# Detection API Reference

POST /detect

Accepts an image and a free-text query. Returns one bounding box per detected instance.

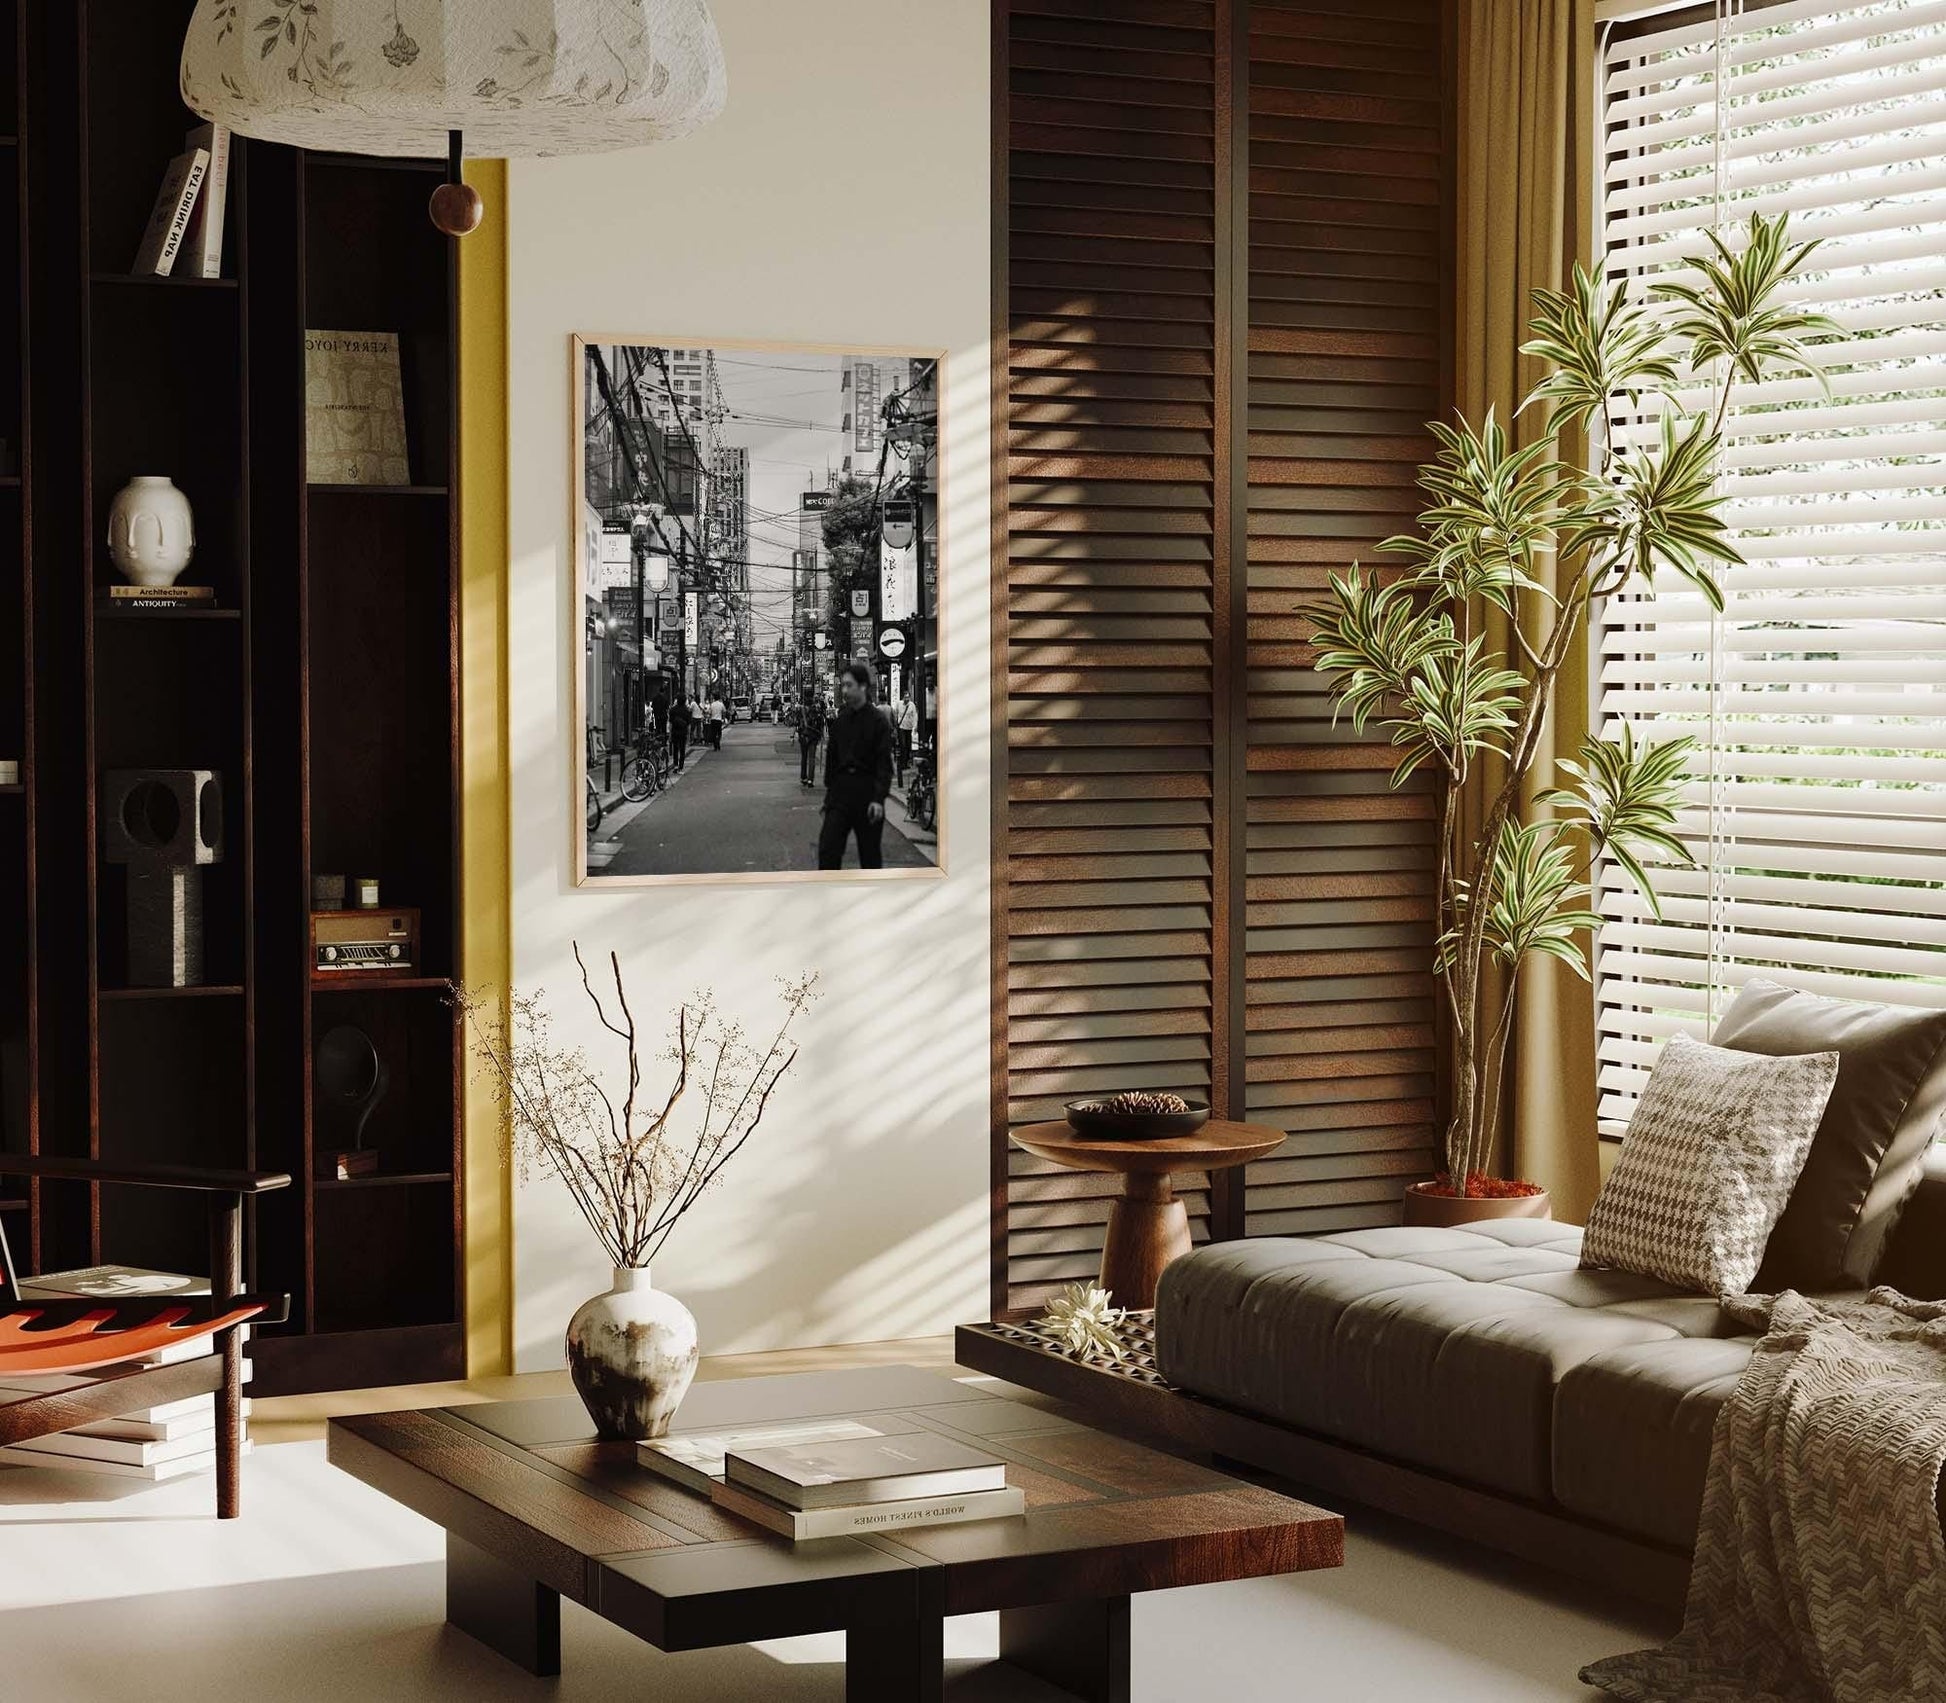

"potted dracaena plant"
[1300,213,1839,1225]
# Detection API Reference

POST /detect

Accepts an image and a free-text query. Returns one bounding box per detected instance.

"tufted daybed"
[1138,1148,1946,1602]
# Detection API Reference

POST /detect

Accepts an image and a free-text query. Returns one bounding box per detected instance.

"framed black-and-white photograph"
[572,337,945,885]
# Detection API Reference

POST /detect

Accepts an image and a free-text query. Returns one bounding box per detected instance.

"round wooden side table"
[1010,1119,1285,1309]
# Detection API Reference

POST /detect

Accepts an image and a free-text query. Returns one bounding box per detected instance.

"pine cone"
[1087,1090,1191,1116]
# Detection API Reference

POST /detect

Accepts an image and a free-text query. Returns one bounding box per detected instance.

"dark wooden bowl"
[1064,1100,1211,1141]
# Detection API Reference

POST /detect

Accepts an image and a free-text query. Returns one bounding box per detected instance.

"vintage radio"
[311,907,419,977]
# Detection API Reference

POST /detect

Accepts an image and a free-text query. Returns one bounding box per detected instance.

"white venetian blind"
[1596,0,1946,1131]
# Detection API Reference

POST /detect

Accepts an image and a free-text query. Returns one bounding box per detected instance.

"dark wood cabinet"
[0,0,463,1395]
[0,6,25,1266]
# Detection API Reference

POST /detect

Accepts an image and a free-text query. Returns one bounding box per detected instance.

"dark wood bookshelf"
[309,482,450,497]
[98,984,247,1002]
[95,606,243,621]
[0,0,463,1397]
[90,271,240,290]
[306,153,446,177]
[316,1171,455,1192]
[0,0,32,1260]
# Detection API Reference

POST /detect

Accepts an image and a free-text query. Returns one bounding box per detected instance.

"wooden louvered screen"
[993,0,1449,1313]
[1240,1,1447,1236]
[999,0,1229,1313]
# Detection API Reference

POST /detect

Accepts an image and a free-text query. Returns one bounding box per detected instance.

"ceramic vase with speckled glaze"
[565,1266,698,1441]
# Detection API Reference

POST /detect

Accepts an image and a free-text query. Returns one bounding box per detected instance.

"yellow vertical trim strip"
[459,158,513,1376]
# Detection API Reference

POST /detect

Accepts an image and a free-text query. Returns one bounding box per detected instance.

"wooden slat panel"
[1001,0,1225,1309]
[997,0,1448,1312]
[1240,0,1445,1232]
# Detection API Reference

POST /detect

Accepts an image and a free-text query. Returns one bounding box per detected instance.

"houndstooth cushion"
[1583,1033,1840,1297]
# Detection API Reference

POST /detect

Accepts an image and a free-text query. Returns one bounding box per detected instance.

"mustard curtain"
[1455,0,1601,1218]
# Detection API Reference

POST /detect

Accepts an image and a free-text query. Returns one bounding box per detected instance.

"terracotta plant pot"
[1402,1181,1551,1229]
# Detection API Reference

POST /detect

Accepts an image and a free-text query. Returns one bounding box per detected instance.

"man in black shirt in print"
[668,695,692,772]
[817,662,893,870]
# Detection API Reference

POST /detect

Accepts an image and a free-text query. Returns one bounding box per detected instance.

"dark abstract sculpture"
[315,1023,389,1180]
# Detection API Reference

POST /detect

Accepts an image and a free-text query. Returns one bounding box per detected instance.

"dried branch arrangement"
[460,947,819,1270]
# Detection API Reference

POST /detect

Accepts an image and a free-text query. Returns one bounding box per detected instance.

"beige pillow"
[1583,1034,1839,1296]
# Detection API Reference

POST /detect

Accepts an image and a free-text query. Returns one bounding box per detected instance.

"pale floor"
[0,1337,1667,1702]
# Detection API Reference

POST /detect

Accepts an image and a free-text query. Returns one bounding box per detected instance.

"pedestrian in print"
[668,695,692,772]
[817,663,893,870]
[894,692,918,787]
[797,685,825,786]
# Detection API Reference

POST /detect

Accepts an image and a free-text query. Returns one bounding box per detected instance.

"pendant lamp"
[180,1,727,234]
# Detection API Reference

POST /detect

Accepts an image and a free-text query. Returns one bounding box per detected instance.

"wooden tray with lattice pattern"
[977,1310,1174,1391]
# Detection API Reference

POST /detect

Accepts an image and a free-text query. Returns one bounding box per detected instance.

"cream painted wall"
[504,1,991,1368]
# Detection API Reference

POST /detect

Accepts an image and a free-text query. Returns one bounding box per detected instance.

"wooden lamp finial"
[430,128,483,237]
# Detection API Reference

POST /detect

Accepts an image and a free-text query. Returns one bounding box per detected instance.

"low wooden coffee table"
[327,1364,1340,1702]
[1011,1120,1286,1307]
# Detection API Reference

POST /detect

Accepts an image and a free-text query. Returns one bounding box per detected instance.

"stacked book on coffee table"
[639,1419,1023,1541]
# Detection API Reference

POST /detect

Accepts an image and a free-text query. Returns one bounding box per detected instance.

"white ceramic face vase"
[108,475,197,587]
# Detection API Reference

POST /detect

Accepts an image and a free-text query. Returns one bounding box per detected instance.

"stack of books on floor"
[639,1419,1023,1541]
[0,1264,249,1483]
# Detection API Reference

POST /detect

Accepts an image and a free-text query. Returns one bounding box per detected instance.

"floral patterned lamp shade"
[180,1,727,230]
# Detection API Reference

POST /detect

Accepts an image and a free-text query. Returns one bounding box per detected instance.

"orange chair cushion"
[0,1303,266,1375]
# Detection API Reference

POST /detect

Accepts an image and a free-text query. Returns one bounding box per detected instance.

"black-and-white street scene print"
[576,341,943,880]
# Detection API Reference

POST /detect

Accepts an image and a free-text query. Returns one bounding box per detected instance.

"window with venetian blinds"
[1595,0,1946,1131]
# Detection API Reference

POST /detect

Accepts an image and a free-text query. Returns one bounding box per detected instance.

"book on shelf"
[133,146,211,277]
[20,1262,210,1301]
[637,1416,902,1497]
[40,1405,219,1446]
[724,1430,1008,1510]
[100,597,215,614]
[180,122,231,280]
[304,328,411,486]
[0,1332,250,1381]
[0,1350,250,1481]
[0,1383,248,1432]
[100,583,215,604]
[0,1438,250,1484]
[10,1265,248,1373]
[3,1423,219,1470]
[710,1477,1025,1542]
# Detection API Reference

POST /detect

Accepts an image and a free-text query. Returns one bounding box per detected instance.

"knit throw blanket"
[1582,1289,1946,1703]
